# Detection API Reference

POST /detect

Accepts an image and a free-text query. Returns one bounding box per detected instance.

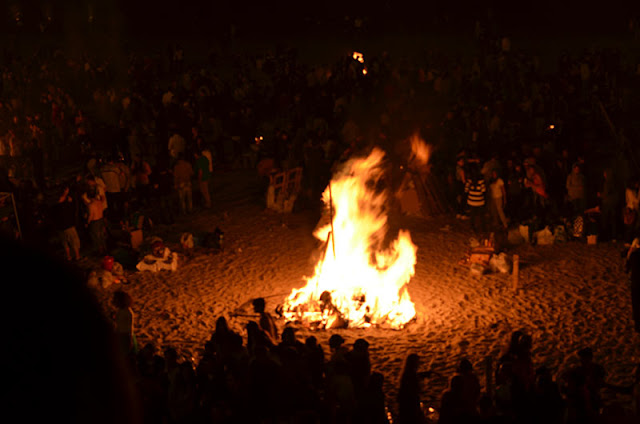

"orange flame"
[409,133,430,166]
[283,148,417,329]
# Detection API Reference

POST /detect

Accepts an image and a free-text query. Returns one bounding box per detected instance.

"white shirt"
[490,178,505,199]
[168,133,185,158]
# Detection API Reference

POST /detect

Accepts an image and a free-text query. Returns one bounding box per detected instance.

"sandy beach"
[90,169,640,414]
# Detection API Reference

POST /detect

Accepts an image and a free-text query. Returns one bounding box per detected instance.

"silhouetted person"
[248,344,281,421]
[346,338,372,397]
[3,238,142,424]
[562,347,605,424]
[438,375,466,424]
[598,168,620,241]
[209,316,238,360]
[625,239,640,333]
[303,335,325,391]
[533,366,564,424]
[277,326,305,358]
[398,353,429,424]
[112,290,136,358]
[456,358,481,418]
[252,297,279,345]
[357,371,390,424]
[326,357,356,423]
[576,348,606,417]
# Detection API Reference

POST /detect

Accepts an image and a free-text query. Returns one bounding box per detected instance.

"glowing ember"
[283,148,417,329]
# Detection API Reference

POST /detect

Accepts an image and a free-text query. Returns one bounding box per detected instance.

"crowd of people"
[107,290,640,424]
[0,20,639,258]
[2,13,640,424]
[5,227,639,424]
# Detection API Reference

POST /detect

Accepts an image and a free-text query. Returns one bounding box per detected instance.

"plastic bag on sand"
[470,262,486,276]
[534,226,554,245]
[489,253,511,273]
[136,247,179,272]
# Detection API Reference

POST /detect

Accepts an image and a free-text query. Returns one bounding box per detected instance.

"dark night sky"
[4,1,640,38]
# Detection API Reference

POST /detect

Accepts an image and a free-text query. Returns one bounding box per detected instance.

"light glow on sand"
[283,148,417,329]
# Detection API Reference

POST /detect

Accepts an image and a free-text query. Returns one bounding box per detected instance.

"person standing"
[116,158,132,210]
[112,290,137,357]
[598,168,620,242]
[465,164,487,235]
[52,186,82,261]
[100,156,123,221]
[173,153,193,215]
[168,132,186,163]
[194,150,212,209]
[85,190,107,256]
[489,169,508,229]
[131,155,152,206]
[506,161,524,223]
[252,297,278,346]
[397,353,430,424]
[566,164,586,218]
[454,155,467,218]
[150,158,175,225]
[524,163,548,219]
[624,179,640,243]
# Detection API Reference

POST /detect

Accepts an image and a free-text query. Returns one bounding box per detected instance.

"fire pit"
[282,148,418,330]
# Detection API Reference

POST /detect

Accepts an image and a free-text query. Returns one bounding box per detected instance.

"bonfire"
[283,147,418,329]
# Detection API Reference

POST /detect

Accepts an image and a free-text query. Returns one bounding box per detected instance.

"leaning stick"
[329,182,336,258]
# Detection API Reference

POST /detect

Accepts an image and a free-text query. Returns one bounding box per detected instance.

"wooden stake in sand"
[512,254,519,292]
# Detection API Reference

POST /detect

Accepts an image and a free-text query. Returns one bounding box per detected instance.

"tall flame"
[283,148,417,329]
[410,133,430,166]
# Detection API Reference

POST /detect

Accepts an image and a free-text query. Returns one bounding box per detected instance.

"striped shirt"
[465,179,486,207]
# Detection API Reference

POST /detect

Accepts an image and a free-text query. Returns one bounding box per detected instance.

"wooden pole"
[329,182,336,258]
[512,254,519,292]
